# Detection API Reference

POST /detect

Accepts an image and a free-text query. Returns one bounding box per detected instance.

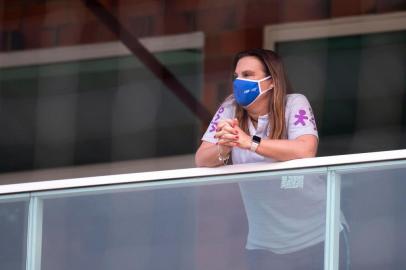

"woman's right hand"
[214,119,239,154]
[195,118,239,167]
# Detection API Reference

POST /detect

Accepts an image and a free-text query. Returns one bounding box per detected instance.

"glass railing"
[1,149,406,270]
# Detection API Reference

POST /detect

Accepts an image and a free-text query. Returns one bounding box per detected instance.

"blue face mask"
[233,76,272,107]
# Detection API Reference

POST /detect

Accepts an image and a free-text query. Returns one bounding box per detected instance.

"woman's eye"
[241,71,255,78]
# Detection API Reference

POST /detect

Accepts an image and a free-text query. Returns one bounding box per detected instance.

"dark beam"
[82,0,212,124]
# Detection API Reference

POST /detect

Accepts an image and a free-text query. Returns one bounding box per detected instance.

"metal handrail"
[1,149,406,195]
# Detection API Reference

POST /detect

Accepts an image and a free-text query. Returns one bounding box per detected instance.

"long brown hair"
[230,49,292,139]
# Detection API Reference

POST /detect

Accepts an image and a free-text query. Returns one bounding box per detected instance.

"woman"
[195,49,347,270]
[195,48,318,167]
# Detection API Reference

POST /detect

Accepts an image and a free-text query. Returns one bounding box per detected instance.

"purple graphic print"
[294,109,309,126]
[308,107,317,131]
[209,106,225,132]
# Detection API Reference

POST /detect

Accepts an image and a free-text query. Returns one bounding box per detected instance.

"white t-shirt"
[201,94,324,254]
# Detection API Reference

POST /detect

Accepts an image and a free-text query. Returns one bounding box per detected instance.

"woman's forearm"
[255,135,318,161]
[196,134,317,166]
[195,143,224,167]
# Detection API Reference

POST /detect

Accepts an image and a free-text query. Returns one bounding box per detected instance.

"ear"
[269,78,275,89]
[261,79,273,91]
[267,81,274,91]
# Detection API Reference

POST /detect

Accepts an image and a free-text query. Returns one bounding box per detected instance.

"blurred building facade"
[1,2,406,270]
[0,0,405,174]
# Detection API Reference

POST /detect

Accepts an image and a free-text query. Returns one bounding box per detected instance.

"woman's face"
[234,56,273,89]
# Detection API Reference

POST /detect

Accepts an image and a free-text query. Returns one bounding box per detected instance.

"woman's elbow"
[302,149,317,158]
[294,141,317,159]
[194,149,203,167]
[299,144,318,158]
[294,136,318,159]
[195,148,211,167]
[195,154,204,167]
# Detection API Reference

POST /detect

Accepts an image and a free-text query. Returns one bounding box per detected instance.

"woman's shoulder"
[212,96,235,119]
[286,93,312,106]
[285,93,312,113]
[219,96,236,112]
[286,93,309,104]
[222,95,236,107]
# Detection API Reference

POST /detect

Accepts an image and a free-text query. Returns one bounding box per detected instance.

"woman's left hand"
[231,120,252,150]
[216,118,252,150]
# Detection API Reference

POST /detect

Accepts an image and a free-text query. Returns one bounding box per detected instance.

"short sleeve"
[201,100,235,144]
[286,94,319,140]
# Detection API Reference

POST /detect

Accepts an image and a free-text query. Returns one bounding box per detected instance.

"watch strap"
[250,135,261,152]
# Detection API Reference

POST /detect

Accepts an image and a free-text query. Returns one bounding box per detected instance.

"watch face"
[253,135,261,143]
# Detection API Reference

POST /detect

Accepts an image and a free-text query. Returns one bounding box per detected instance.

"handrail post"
[324,169,341,270]
[26,196,43,270]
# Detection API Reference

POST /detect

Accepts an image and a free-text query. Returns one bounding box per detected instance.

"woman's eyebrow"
[241,70,255,76]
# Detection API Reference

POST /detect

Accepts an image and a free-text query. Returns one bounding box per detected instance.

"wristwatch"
[250,135,261,152]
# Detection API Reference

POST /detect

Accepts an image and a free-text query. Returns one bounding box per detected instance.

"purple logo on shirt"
[308,107,317,131]
[294,109,308,126]
[209,106,225,132]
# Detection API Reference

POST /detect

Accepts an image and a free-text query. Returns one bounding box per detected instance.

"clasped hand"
[214,118,251,150]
